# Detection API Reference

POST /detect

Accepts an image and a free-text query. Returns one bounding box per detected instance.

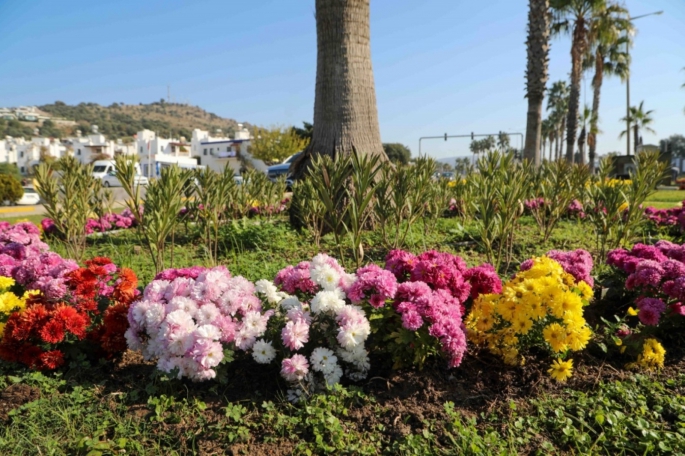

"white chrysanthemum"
[336,322,369,349]
[196,303,221,326]
[234,331,256,350]
[280,295,302,311]
[255,279,284,304]
[311,264,340,291]
[131,301,150,326]
[166,296,199,317]
[323,364,343,386]
[242,311,268,337]
[124,327,143,351]
[287,388,305,403]
[310,290,346,315]
[252,339,276,364]
[338,345,370,372]
[144,303,166,334]
[195,324,221,341]
[167,329,195,356]
[310,347,338,374]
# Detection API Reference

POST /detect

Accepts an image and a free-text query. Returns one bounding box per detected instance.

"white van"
[92,160,148,187]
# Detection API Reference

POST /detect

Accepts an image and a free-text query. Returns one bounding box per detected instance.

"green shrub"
[0,174,23,203]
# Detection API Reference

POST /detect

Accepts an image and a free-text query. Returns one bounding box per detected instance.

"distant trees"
[0,119,34,138]
[292,122,314,141]
[0,163,22,181]
[660,134,685,157]
[620,101,655,153]
[0,174,23,204]
[249,126,310,164]
[382,143,411,165]
[39,119,62,138]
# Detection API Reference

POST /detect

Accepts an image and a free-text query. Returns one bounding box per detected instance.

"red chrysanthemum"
[64,312,89,339]
[39,318,65,344]
[86,257,113,267]
[113,268,138,304]
[39,349,65,370]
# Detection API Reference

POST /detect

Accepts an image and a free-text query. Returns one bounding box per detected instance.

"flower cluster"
[0,276,33,337]
[524,197,546,212]
[643,204,685,231]
[42,210,137,236]
[126,266,273,381]
[567,199,586,219]
[607,241,685,326]
[377,250,501,368]
[521,249,594,287]
[254,254,371,401]
[0,257,138,369]
[0,222,50,276]
[467,256,593,381]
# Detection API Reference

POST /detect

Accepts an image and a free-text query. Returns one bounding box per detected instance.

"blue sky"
[0,0,683,160]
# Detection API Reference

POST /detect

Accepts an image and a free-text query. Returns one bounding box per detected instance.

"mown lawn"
[644,189,685,209]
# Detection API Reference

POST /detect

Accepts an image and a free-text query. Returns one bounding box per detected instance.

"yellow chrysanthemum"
[627,307,638,316]
[566,325,592,351]
[577,281,593,301]
[637,338,665,371]
[0,276,15,290]
[526,298,547,320]
[503,348,519,366]
[618,202,629,212]
[548,359,573,382]
[543,323,568,353]
[0,292,24,315]
[511,315,534,335]
[496,299,518,322]
[0,321,4,338]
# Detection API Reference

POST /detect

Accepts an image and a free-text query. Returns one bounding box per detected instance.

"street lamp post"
[625,10,663,156]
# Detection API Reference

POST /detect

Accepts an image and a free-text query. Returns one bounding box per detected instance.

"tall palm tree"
[577,105,592,164]
[551,0,624,162]
[547,80,570,160]
[290,0,385,179]
[584,6,631,171]
[541,117,554,161]
[523,0,552,166]
[620,101,655,153]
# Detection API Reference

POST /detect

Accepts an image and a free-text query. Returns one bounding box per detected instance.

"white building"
[190,124,251,174]
[135,129,199,178]
[66,126,136,165]
[0,136,64,174]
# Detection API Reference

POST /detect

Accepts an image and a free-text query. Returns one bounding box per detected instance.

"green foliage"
[661,134,685,158]
[34,157,98,260]
[471,151,530,271]
[584,152,667,259]
[0,174,23,203]
[530,161,590,241]
[0,162,22,181]
[291,178,326,247]
[249,125,309,164]
[116,156,186,273]
[374,158,434,249]
[0,118,34,138]
[382,143,411,165]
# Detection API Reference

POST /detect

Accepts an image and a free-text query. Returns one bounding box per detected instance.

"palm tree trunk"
[578,126,586,164]
[588,50,602,172]
[290,0,385,179]
[559,118,566,160]
[633,125,639,154]
[566,21,586,162]
[523,0,551,166]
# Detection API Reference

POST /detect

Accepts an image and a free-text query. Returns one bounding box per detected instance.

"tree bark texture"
[566,18,587,162]
[290,0,385,179]
[523,0,551,166]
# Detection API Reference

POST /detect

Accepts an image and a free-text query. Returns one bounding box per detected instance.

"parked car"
[16,187,40,205]
[101,172,149,188]
[267,152,301,182]
[441,172,455,181]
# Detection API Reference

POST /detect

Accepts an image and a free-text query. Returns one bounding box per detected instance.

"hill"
[29,101,249,140]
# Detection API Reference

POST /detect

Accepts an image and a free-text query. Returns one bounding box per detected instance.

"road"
[0,187,137,219]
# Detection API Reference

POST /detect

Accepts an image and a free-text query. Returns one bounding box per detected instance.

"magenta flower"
[281,354,309,382]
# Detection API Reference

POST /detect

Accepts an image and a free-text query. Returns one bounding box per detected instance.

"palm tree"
[620,101,655,153]
[551,0,624,162]
[576,105,592,164]
[523,0,552,166]
[584,5,631,171]
[547,80,570,160]
[541,117,554,161]
[290,0,385,179]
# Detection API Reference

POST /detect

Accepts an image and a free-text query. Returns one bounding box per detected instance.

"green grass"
[644,189,685,209]
[2,214,685,454]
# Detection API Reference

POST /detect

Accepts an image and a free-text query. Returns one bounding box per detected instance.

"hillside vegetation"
[24,101,249,140]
